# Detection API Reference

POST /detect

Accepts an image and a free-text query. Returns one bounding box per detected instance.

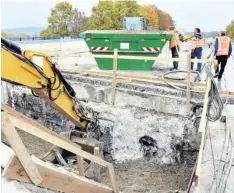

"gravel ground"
[101,159,190,193]
[2,129,192,193]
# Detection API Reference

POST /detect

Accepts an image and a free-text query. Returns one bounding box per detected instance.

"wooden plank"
[186,53,191,115]
[92,146,101,182]
[60,52,212,64]
[108,164,117,193]
[1,112,43,186]
[111,49,118,106]
[60,68,206,88]
[1,105,110,168]
[2,155,113,193]
[116,78,132,84]
[198,78,211,134]
[219,90,234,97]
[195,78,211,184]
[77,155,85,176]
[62,68,233,96]
[85,146,101,181]
[1,142,15,168]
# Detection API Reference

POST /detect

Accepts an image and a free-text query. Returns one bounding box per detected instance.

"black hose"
[162,70,201,92]
[1,37,21,55]
[204,66,223,122]
[1,39,93,123]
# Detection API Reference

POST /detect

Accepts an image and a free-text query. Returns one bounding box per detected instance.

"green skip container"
[80,30,172,70]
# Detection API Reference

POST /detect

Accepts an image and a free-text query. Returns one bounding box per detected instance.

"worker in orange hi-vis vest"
[214,30,233,81]
[191,28,204,72]
[167,26,180,70]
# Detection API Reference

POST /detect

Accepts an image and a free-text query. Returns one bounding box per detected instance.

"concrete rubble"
[1,40,234,193]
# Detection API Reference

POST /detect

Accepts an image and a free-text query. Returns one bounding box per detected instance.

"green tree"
[88,0,140,30]
[226,20,234,39]
[113,0,140,29]
[112,1,128,29]
[88,1,115,30]
[70,8,89,35]
[47,1,73,36]
[40,28,51,37]
[125,0,141,17]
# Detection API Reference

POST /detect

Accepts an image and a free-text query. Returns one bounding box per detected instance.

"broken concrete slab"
[1,178,32,193]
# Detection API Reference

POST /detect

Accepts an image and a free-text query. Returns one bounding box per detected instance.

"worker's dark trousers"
[191,47,203,70]
[171,46,179,69]
[215,55,228,79]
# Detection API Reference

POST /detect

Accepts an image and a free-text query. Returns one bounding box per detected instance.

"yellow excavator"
[1,37,97,129]
[1,37,100,162]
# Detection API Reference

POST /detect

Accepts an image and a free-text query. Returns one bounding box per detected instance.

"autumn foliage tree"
[40,28,51,37]
[40,1,175,36]
[1,32,8,38]
[141,5,159,30]
[155,9,174,30]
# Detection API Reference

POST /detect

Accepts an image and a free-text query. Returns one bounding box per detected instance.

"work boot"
[191,63,194,70]
[170,67,177,71]
[170,62,178,71]
[214,73,219,78]
[174,63,178,70]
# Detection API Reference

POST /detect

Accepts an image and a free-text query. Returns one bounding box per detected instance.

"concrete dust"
[101,159,189,193]
[191,105,234,193]
[22,183,58,193]
[85,100,190,164]
[2,129,53,159]
[1,178,31,193]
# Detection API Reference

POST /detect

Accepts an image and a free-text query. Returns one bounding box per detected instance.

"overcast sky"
[1,0,234,32]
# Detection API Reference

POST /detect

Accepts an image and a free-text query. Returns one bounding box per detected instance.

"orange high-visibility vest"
[192,37,204,50]
[169,31,179,50]
[216,36,230,56]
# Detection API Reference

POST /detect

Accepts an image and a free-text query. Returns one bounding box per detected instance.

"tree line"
[40,0,175,37]
[226,20,234,39]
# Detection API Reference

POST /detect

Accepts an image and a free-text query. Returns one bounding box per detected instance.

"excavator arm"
[1,37,97,131]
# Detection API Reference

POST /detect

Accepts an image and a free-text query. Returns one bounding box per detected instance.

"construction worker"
[214,31,232,81]
[191,28,204,72]
[167,26,180,70]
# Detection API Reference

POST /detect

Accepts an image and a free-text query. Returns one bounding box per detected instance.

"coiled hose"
[162,70,201,92]
[204,65,223,122]
[162,65,223,122]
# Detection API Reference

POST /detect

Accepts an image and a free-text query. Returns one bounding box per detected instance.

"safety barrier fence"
[57,49,216,113]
